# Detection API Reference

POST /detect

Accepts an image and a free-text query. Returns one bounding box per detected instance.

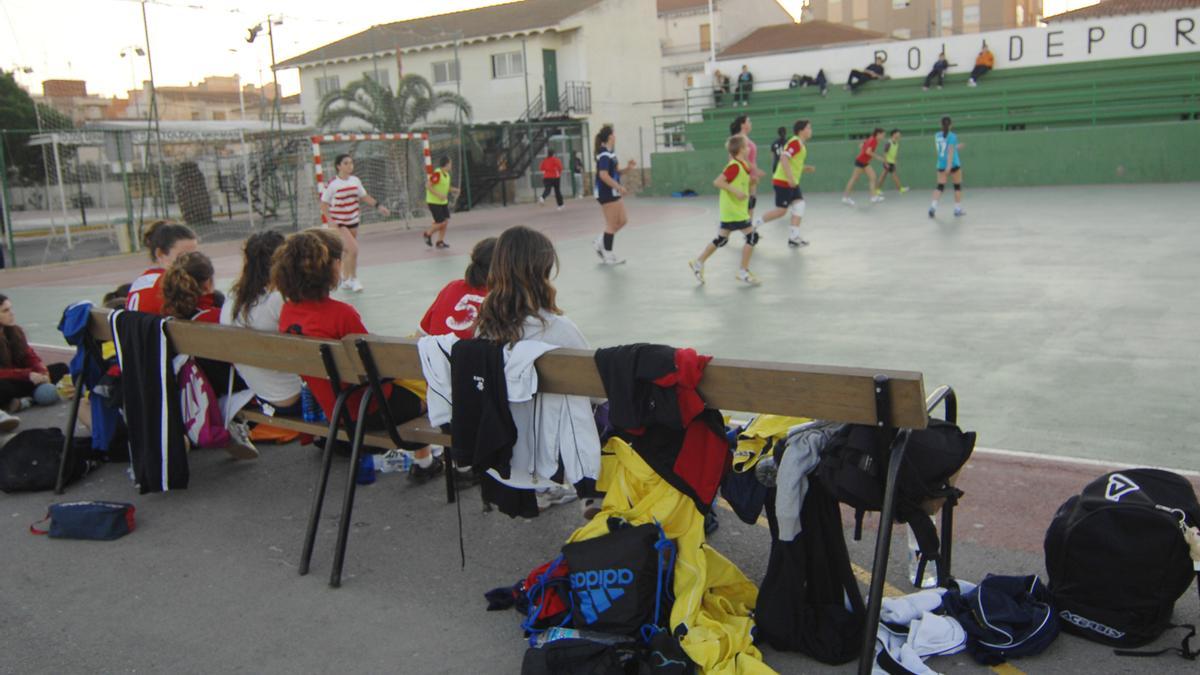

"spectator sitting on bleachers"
[713,70,731,107]
[789,69,828,96]
[923,52,951,90]
[735,65,754,107]
[847,56,886,92]
[968,43,994,87]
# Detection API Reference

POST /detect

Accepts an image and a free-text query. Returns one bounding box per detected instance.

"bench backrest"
[87,309,928,429]
[344,334,928,429]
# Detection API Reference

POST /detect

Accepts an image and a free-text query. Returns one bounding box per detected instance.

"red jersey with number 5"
[420,279,487,339]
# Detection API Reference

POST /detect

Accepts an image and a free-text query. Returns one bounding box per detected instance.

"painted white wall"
[708,8,1200,89]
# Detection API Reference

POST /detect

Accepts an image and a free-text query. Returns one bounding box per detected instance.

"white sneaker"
[348,278,364,292]
[537,196,545,205]
[870,194,885,203]
[0,410,20,434]
[689,259,705,284]
[736,269,761,285]
[954,207,966,217]
[224,420,259,460]
[842,196,856,207]
[536,484,578,511]
[556,206,563,211]
[339,279,353,291]
[602,251,626,265]
[593,235,605,261]
[967,79,977,87]
[787,238,809,248]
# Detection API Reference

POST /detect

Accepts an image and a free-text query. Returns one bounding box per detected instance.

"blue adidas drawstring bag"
[30,501,136,541]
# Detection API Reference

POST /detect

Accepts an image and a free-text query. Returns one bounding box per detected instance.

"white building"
[275,0,793,165]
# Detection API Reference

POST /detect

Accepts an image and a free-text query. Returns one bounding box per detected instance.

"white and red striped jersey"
[320,175,368,227]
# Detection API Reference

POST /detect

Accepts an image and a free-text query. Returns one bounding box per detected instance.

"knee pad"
[712,235,729,248]
[936,183,946,192]
[953,183,962,192]
[789,201,806,217]
[745,230,760,247]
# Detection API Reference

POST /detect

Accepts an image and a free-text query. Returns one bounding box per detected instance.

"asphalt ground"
[2,184,1199,673]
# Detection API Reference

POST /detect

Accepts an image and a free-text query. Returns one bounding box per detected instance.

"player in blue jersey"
[929,116,965,218]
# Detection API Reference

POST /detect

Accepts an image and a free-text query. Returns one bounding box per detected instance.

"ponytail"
[594,126,614,156]
[162,251,214,319]
[142,220,197,263]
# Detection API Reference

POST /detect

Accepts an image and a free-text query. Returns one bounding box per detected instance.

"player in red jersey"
[126,220,198,314]
[419,237,496,339]
[842,128,887,207]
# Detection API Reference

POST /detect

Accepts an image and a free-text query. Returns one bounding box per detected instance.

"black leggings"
[970,65,991,81]
[541,178,563,207]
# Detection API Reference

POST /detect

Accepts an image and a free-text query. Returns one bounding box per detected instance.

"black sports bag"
[1045,468,1200,657]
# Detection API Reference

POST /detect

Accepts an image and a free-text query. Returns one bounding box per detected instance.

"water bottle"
[355,454,376,485]
[374,449,413,474]
[301,384,326,423]
[532,627,631,647]
[907,528,938,589]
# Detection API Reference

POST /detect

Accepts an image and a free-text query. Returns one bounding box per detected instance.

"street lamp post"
[138,0,169,218]
[119,47,145,118]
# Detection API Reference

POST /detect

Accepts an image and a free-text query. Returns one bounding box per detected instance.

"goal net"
[302,133,432,230]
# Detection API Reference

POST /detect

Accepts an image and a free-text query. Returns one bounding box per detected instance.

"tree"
[0,70,76,185]
[316,74,472,132]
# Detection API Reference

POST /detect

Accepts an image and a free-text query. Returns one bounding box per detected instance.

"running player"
[842,128,886,206]
[874,129,909,196]
[755,119,815,248]
[688,135,760,286]
[929,116,965,218]
[592,126,636,265]
[423,156,459,249]
[730,115,765,222]
[320,153,390,292]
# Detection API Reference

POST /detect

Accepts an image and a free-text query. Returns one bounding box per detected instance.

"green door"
[543,49,559,112]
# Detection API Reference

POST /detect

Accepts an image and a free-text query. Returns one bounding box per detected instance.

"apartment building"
[802,0,1043,38]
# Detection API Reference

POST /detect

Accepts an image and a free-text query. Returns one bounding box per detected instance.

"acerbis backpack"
[1044,468,1200,658]
[816,419,975,585]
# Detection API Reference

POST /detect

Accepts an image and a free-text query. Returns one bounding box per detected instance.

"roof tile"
[717,20,887,59]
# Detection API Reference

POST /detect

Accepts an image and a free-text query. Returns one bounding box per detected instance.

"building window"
[700,23,711,51]
[892,0,910,8]
[191,111,201,121]
[212,111,226,121]
[491,51,523,79]
[432,59,459,84]
[940,8,954,35]
[315,75,341,98]
[963,1,980,32]
[892,27,912,39]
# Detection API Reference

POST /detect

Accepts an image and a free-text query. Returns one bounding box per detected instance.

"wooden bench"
[61,307,948,674]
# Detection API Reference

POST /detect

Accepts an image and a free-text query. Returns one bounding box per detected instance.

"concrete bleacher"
[685,52,1200,148]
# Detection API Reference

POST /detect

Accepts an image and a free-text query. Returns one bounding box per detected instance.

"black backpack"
[816,419,975,584]
[0,428,94,493]
[1045,468,1200,657]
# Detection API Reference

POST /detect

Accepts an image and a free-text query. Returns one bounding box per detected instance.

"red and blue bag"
[30,501,136,540]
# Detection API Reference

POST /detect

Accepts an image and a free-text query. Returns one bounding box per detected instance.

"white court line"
[973,446,1200,478]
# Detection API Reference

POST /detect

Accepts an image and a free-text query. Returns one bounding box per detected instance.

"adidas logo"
[571,568,634,625]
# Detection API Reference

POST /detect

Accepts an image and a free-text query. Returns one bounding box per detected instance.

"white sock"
[930,200,939,209]
[789,226,801,240]
[415,454,433,468]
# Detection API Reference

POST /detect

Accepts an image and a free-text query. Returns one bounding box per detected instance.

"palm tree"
[317,73,471,131]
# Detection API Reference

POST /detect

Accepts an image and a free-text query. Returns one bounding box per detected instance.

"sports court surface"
[2,183,1198,673]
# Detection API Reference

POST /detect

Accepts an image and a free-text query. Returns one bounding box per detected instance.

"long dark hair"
[0,294,30,369]
[729,115,748,136]
[476,226,560,347]
[162,252,214,319]
[594,126,614,156]
[142,220,196,264]
[230,230,286,322]
[940,116,953,137]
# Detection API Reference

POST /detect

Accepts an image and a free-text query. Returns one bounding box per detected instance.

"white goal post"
[309,132,433,228]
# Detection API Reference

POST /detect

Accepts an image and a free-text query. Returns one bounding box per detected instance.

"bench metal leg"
[444,445,457,505]
[54,372,87,495]
[329,388,375,588]
[299,387,353,576]
[857,431,911,675]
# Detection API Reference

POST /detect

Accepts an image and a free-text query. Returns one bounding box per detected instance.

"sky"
[3,0,1100,99]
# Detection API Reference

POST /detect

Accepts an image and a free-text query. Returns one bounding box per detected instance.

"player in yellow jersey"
[689,135,761,285]
[756,120,816,248]
[874,129,910,196]
[423,156,459,249]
